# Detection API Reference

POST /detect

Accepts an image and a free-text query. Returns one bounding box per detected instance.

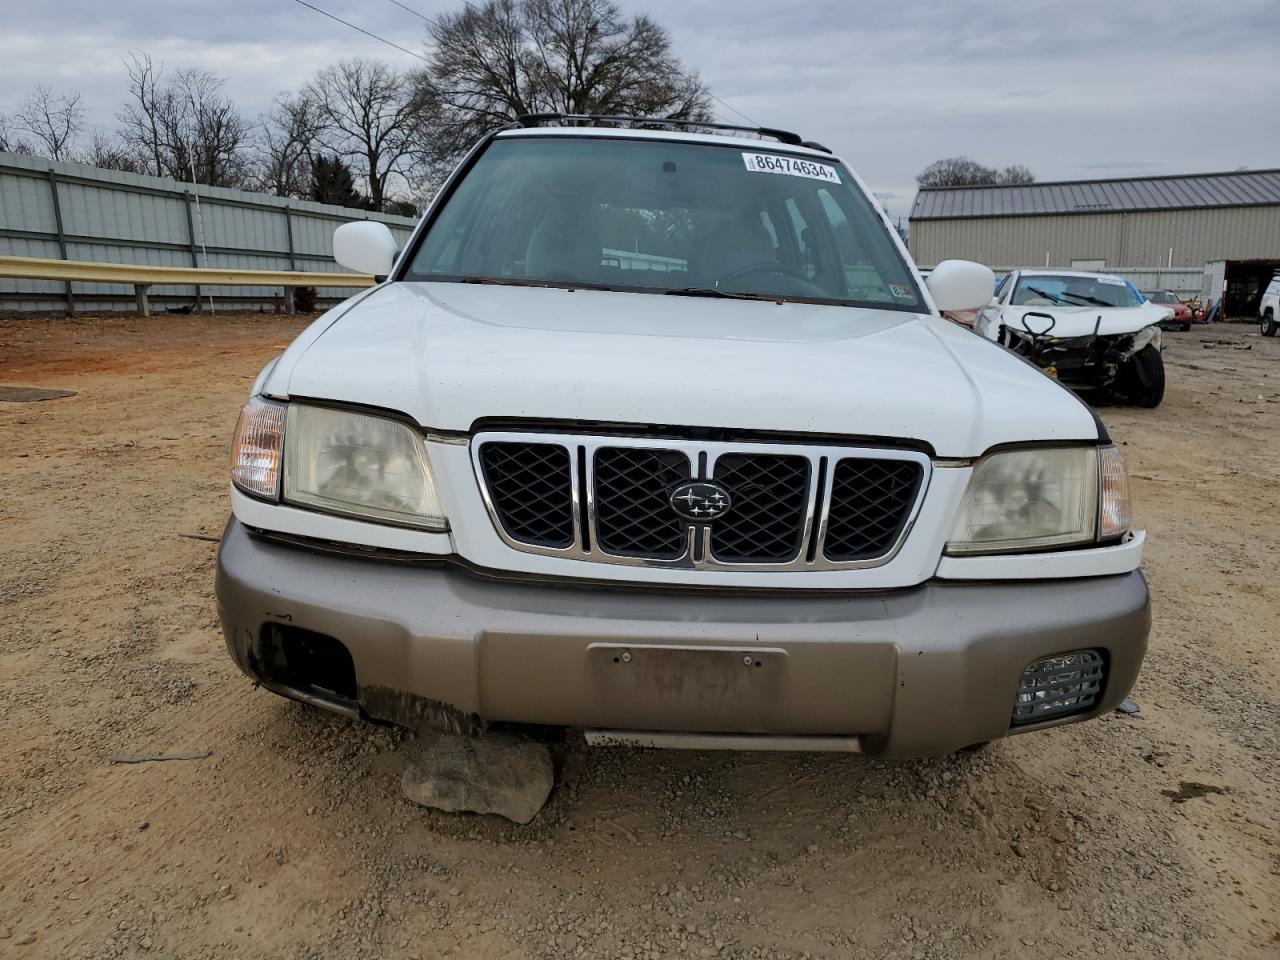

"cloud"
[1,0,1276,219]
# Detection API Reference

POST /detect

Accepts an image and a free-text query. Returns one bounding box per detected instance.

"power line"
[383,0,436,24]
[708,94,757,127]
[292,0,431,62]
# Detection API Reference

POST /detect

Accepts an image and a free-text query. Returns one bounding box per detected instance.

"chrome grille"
[594,447,690,559]
[477,442,574,548]
[710,454,810,563]
[823,458,925,562]
[473,432,930,571]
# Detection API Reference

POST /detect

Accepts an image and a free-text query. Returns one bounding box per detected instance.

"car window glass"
[598,204,693,276]
[783,198,815,279]
[405,137,924,311]
[811,187,899,303]
[1011,275,1143,308]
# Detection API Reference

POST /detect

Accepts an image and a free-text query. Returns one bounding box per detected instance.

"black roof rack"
[514,113,829,152]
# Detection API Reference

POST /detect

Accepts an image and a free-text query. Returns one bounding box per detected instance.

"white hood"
[994,302,1170,339]
[268,282,1101,459]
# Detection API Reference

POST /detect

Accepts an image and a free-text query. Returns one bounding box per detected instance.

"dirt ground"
[0,312,1277,960]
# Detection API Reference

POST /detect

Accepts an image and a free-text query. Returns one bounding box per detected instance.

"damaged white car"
[974,270,1168,407]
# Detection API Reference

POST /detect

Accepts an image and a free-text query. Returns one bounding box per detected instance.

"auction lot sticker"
[742,153,841,183]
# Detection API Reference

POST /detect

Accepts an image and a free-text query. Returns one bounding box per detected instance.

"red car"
[1142,289,1195,331]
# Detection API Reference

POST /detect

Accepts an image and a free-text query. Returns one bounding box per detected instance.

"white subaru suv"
[216,116,1149,757]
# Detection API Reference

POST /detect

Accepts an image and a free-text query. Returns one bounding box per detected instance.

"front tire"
[1263,310,1278,337]
[1123,344,1165,408]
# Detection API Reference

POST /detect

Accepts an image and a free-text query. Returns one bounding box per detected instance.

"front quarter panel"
[260,285,391,399]
[251,355,281,397]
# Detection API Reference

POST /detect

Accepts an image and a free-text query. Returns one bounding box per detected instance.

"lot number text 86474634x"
[741,152,841,183]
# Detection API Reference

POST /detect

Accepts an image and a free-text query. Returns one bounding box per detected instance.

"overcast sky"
[2,0,1277,219]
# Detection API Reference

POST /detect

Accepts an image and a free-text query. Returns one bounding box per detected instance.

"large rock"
[401,731,555,824]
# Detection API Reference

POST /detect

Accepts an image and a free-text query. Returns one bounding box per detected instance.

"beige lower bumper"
[216,519,1150,757]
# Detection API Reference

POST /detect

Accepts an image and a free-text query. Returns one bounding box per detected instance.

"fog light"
[1012,650,1104,725]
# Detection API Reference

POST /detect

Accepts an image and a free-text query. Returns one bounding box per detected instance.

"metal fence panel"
[200,199,290,252]
[290,211,352,258]
[0,150,419,313]
[0,235,62,304]
[62,242,195,299]
[1109,268,1203,298]
[910,207,1280,272]
[57,180,191,246]
[0,168,58,234]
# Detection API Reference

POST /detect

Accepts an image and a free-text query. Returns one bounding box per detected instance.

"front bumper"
[215,519,1150,757]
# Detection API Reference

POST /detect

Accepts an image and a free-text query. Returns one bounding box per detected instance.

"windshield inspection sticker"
[889,283,913,300]
[742,152,841,183]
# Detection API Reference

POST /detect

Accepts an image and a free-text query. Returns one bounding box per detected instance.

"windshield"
[1011,274,1144,308]
[1143,290,1176,304]
[404,136,923,311]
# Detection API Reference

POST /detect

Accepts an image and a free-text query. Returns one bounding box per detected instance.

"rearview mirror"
[333,221,398,278]
[925,260,997,313]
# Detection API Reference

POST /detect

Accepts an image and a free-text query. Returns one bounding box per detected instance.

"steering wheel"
[719,261,813,286]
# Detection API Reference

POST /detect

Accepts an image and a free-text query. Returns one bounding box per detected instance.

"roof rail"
[514,113,819,150]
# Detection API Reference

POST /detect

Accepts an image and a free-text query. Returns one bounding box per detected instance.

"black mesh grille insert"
[479,442,574,548]
[1012,650,1105,725]
[823,458,923,562]
[594,447,691,559]
[711,454,810,563]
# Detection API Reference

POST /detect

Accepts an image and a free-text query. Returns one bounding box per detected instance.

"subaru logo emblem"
[669,481,733,521]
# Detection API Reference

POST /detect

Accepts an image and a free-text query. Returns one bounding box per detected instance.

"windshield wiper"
[1024,285,1071,305]
[458,276,615,292]
[664,287,780,302]
[1029,286,1118,308]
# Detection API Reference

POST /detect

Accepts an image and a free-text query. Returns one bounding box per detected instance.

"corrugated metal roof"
[910,169,1280,220]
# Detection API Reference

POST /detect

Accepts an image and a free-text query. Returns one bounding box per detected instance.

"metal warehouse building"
[908,169,1280,317]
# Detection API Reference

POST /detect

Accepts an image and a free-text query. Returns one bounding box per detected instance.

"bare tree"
[999,163,1035,185]
[118,52,252,187]
[916,156,1035,188]
[305,59,423,211]
[253,93,323,197]
[82,130,144,172]
[182,69,253,187]
[12,85,84,161]
[524,0,708,116]
[119,52,167,174]
[420,0,710,165]
[0,113,33,153]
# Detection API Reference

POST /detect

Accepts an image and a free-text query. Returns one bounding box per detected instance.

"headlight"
[947,446,1100,555]
[230,397,286,499]
[282,405,447,530]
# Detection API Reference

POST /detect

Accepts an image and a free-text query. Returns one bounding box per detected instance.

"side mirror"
[925,259,997,313]
[333,221,398,278]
